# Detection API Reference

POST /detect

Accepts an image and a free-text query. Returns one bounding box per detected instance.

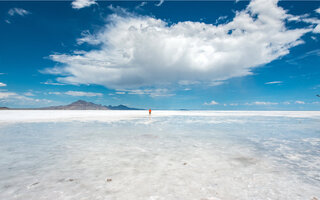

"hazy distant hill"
[107,104,141,110]
[40,100,142,110]
[38,100,108,110]
[3,100,142,110]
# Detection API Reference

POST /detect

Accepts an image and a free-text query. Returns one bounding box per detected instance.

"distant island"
[0,100,143,110]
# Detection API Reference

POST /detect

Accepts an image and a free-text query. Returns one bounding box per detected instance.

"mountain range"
[0,100,142,110]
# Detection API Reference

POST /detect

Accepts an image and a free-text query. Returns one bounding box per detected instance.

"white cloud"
[117,88,174,97]
[135,2,147,10]
[65,91,103,97]
[265,81,283,85]
[73,50,87,55]
[0,91,52,106]
[283,101,291,105]
[178,80,200,86]
[314,24,320,33]
[255,101,278,105]
[315,7,320,14]
[204,100,219,105]
[48,92,62,95]
[71,0,96,9]
[48,91,103,97]
[0,92,16,99]
[8,8,30,16]
[179,80,224,87]
[41,80,65,86]
[23,92,34,96]
[155,0,164,7]
[46,0,311,89]
[115,91,125,95]
[247,101,278,105]
[0,82,6,87]
[295,100,305,104]
[76,30,101,45]
[287,12,320,34]
[215,16,228,24]
[208,81,224,87]
[5,20,11,24]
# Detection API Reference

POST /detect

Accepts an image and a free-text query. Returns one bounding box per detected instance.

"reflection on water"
[0,111,319,200]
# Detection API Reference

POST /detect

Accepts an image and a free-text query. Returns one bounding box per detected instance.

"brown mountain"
[39,100,109,110]
[38,100,141,110]
[2,100,142,110]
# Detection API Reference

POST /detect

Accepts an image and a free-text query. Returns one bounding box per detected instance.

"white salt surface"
[0,111,320,200]
[0,110,320,124]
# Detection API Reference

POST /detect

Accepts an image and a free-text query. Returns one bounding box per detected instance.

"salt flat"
[1,110,320,124]
[0,111,319,200]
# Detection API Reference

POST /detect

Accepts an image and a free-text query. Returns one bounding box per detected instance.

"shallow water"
[0,111,319,200]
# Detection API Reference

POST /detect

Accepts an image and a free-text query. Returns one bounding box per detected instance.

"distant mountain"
[39,100,109,110]
[107,104,141,110]
[2,100,143,110]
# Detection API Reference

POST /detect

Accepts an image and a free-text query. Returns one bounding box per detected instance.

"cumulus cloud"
[316,7,320,14]
[204,100,219,105]
[0,82,6,87]
[8,8,30,16]
[46,0,311,89]
[265,81,283,85]
[71,0,96,9]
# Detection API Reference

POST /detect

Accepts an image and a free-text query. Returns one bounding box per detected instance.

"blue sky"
[0,0,320,110]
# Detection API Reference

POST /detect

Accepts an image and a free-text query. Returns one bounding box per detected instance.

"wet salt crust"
[0,111,319,200]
